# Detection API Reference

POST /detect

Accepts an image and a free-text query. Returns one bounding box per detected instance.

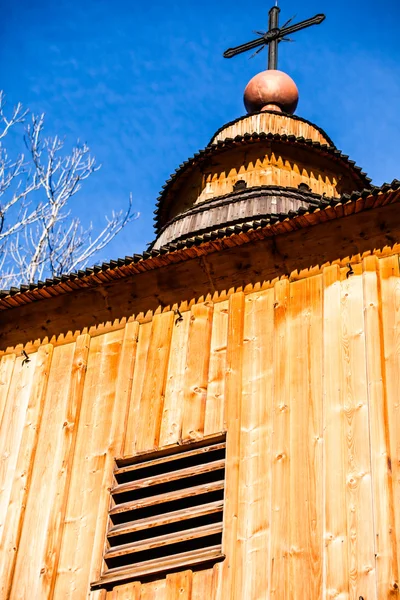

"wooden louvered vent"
[93,433,226,589]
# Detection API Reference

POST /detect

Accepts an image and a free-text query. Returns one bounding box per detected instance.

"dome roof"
[150,110,371,250]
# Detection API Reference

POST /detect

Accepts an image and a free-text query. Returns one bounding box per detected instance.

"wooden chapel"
[1,6,400,599]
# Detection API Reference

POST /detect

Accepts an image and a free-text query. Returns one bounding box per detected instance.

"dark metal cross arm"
[281,14,325,38]
[223,12,326,65]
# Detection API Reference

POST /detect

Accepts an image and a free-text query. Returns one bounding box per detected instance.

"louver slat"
[114,440,226,475]
[111,459,225,495]
[93,433,226,589]
[92,545,223,589]
[109,479,225,516]
[108,499,224,537]
[104,522,223,560]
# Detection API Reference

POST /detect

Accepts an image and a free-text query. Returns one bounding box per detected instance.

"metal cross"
[223,5,325,70]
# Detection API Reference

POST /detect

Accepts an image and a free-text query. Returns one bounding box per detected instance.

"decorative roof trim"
[208,109,336,147]
[153,132,371,233]
[1,180,398,312]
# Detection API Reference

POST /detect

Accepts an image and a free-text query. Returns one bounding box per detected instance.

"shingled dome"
[151,109,370,251]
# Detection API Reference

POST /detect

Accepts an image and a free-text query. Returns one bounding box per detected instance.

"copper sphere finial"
[244,70,299,115]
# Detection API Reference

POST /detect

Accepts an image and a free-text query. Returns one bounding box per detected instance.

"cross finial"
[223,6,325,70]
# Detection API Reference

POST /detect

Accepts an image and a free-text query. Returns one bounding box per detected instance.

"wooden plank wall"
[1,254,400,598]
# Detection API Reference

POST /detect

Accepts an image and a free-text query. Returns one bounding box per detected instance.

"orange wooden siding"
[1,255,400,599]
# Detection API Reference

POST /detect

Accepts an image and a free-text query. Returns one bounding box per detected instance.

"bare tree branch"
[0,91,138,289]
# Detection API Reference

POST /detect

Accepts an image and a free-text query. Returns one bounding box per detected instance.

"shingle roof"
[208,109,336,147]
[152,184,334,245]
[153,132,371,233]
[1,180,399,311]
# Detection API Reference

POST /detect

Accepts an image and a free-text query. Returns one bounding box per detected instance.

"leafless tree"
[0,91,137,288]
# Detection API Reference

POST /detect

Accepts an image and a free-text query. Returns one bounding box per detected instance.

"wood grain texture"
[0,353,38,552]
[379,255,400,588]
[218,292,245,599]
[270,279,290,599]
[140,578,166,600]
[236,288,274,599]
[38,334,90,599]
[166,570,193,600]
[182,302,214,441]
[90,321,140,585]
[95,546,222,589]
[363,256,399,596]
[289,276,323,599]
[112,459,224,496]
[159,309,190,446]
[204,300,229,436]
[0,344,53,598]
[136,312,175,452]
[3,247,400,597]
[191,568,213,600]
[104,523,222,560]
[9,342,75,600]
[89,590,108,600]
[341,273,376,598]
[323,265,349,598]
[123,321,152,455]
[210,112,330,145]
[0,353,16,428]
[53,329,124,599]
[108,500,223,538]
[112,581,141,599]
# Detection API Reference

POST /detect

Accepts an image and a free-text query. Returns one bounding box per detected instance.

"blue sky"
[1,0,399,263]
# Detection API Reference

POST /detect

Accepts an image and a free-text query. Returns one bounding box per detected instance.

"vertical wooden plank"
[9,342,76,600]
[363,255,399,596]
[204,300,229,436]
[90,590,108,600]
[191,568,213,600]
[0,353,37,547]
[136,312,175,452]
[0,353,16,427]
[236,288,274,600]
[166,570,193,600]
[380,255,400,585]
[211,562,222,600]
[89,321,140,585]
[140,578,166,600]
[53,329,124,599]
[37,334,91,599]
[113,581,141,599]
[341,273,376,598]
[288,276,323,599]
[0,344,53,597]
[270,279,290,599]
[182,302,214,441]
[159,310,190,446]
[89,590,107,600]
[217,291,245,600]
[123,321,152,455]
[323,265,349,598]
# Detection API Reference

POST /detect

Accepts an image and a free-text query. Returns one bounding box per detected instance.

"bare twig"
[0,91,137,288]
